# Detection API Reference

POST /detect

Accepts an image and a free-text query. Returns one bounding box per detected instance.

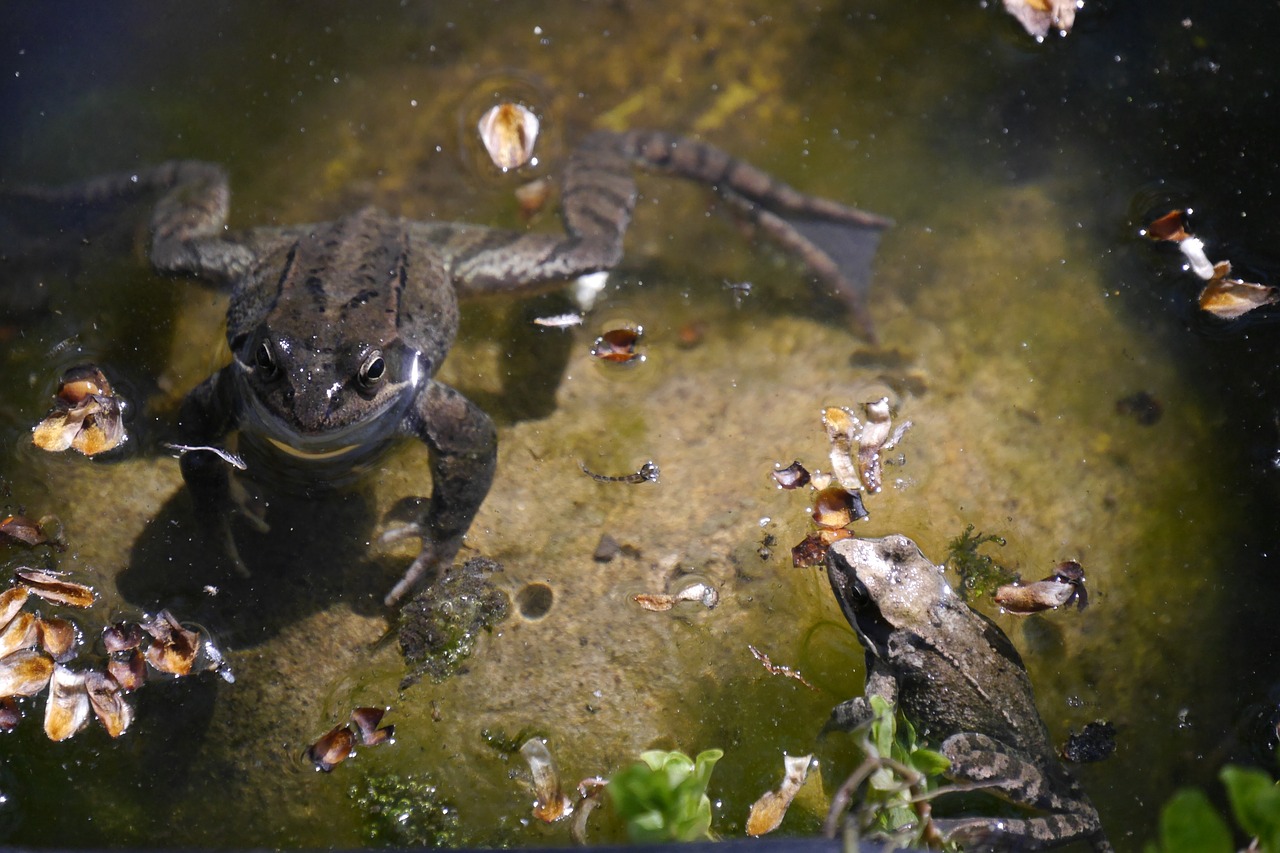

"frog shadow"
[118,481,394,648]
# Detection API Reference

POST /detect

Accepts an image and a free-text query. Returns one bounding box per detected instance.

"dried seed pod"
[141,610,200,676]
[477,103,540,171]
[0,696,19,732]
[0,611,39,658]
[15,568,95,608]
[994,578,1077,614]
[37,617,79,662]
[85,671,134,738]
[0,515,48,547]
[0,585,29,628]
[771,461,811,490]
[747,754,814,836]
[306,725,355,772]
[590,326,644,363]
[520,737,572,822]
[351,707,394,747]
[0,648,54,698]
[44,665,90,741]
[103,622,144,653]
[107,649,147,692]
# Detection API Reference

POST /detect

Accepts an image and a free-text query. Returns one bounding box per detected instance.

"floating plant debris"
[0,586,29,627]
[590,325,644,363]
[995,560,1089,614]
[1060,720,1117,764]
[771,461,811,490]
[748,645,816,691]
[0,648,54,698]
[515,176,553,218]
[31,364,127,456]
[307,724,356,772]
[1144,208,1280,319]
[519,737,573,822]
[85,670,134,737]
[531,312,583,328]
[44,664,90,741]
[107,649,146,692]
[161,442,247,470]
[16,568,95,608]
[103,621,144,653]
[0,611,38,658]
[1003,0,1079,40]
[0,515,50,547]
[791,529,853,568]
[633,582,719,612]
[822,400,911,493]
[746,753,815,836]
[36,616,78,661]
[140,610,200,676]
[477,102,540,171]
[578,459,659,484]
[0,697,19,731]
[352,706,395,747]
[811,486,867,529]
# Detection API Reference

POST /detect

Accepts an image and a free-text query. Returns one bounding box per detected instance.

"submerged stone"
[398,557,510,688]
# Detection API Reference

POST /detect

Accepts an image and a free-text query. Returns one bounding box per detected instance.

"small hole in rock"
[516,582,554,620]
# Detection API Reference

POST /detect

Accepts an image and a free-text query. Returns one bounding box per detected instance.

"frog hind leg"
[934,732,1110,851]
[383,379,497,607]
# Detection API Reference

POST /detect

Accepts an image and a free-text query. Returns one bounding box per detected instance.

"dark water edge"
[2,2,1280,850]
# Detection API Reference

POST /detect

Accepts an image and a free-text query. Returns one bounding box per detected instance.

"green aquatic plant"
[351,773,461,848]
[944,525,1013,601]
[606,748,724,842]
[1148,765,1280,853]
[824,695,954,850]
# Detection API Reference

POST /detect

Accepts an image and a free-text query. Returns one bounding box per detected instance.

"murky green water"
[3,2,1280,850]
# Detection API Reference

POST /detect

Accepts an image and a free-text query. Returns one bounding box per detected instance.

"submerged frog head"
[825,534,952,658]
[234,328,423,459]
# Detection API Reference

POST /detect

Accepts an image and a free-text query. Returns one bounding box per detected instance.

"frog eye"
[255,340,279,377]
[358,350,386,389]
[845,576,872,610]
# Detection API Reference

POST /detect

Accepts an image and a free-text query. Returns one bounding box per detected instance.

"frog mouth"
[263,437,363,461]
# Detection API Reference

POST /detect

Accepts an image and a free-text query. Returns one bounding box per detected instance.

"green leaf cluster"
[606,748,724,842]
[862,695,951,840]
[1149,765,1280,852]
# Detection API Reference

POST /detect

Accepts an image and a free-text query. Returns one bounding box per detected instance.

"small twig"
[748,644,818,690]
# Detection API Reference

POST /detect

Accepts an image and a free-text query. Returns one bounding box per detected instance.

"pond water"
[3,2,1280,850]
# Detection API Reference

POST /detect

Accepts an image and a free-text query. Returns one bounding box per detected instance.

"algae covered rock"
[398,556,509,688]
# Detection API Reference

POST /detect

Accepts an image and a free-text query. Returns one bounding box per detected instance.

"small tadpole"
[578,460,659,484]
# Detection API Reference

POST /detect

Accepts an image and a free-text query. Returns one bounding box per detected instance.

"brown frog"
[19,131,889,606]
[826,534,1111,851]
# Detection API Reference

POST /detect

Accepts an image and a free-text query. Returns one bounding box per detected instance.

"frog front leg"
[383,379,497,607]
[934,732,1111,852]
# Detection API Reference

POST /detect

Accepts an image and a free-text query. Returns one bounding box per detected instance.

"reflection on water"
[3,1,1280,848]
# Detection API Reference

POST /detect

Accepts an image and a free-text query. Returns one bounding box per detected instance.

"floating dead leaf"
[141,610,200,676]
[31,364,127,456]
[1144,209,1190,243]
[15,568,95,608]
[633,582,719,612]
[0,611,38,658]
[0,648,53,698]
[792,532,828,568]
[771,461,811,490]
[0,515,48,547]
[747,754,815,836]
[0,585,29,628]
[812,487,866,529]
[477,102,540,171]
[520,737,573,822]
[44,664,90,741]
[307,725,355,772]
[994,579,1077,614]
[351,706,395,747]
[37,617,79,662]
[514,176,553,218]
[1003,0,1078,39]
[590,326,644,363]
[103,622,144,653]
[1199,274,1280,319]
[821,407,861,491]
[0,697,19,732]
[85,670,134,738]
[107,649,147,692]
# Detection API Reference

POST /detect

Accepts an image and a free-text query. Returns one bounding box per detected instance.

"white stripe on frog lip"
[264,437,361,460]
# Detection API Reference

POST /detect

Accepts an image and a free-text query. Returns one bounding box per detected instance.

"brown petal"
[37,617,79,662]
[44,665,90,741]
[0,611,39,658]
[15,568,95,608]
[994,578,1077,614]
[31,412,77,452]
[812,487,865,529]
[107,650,147,692]
[0,516,47,547]
[0,648,54,698]
[141,610,200,676]
[590,326,644,363]
[520,737,572,822]
[633,592,676,612]
[1199,277,1280,320]
[0,585,29,628]
[747,754,814,836]
[1145,209,1190,242]
[351,707,394,746]
[477,103,540,171]
[85,671,134,738]
[306,725,355,772]
[771,461,811,490]
[56,365,114,404]
[103,622,144,653]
